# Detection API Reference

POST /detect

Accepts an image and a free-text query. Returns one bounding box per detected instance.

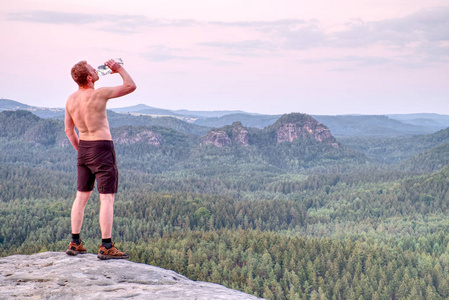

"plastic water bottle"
[97,58,123,76]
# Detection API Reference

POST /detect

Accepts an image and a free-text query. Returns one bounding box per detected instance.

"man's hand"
[104,59,122,74]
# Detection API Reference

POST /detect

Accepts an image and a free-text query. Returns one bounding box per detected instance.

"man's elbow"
[65,127,74,136]
[128,83,137,93]
[115,83,137,97]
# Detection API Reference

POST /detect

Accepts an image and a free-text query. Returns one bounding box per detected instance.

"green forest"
[2,109,449,299]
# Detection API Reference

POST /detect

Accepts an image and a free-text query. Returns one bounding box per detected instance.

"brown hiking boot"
[66,241,87,256]
[97,243,129,260]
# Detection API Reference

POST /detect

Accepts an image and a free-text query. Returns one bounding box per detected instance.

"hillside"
[3,135,449,298]
[399,142,449,172]
[0,110,66,146]
[5,109,449,174]
[0,110,366,174]
[4,107,449,298]
[340,126,449,167]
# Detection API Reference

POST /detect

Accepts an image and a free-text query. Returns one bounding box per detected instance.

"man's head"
[71,61,98,87]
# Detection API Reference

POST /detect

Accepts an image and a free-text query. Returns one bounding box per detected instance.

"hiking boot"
[97,243,129,260]
[66,241,87,256]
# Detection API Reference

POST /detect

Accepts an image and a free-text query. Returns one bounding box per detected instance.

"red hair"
[71,61,90,86]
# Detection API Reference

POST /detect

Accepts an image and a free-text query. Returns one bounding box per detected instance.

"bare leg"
[71,191,92,234]
[97,193,128,260]
[99,193,115,239]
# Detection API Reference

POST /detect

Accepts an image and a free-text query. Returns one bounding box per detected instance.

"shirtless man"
[65,59,136,259]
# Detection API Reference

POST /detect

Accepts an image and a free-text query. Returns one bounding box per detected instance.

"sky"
[1,0,448,115]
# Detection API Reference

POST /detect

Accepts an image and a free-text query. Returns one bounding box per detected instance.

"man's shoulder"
[67,89,86,100]
[66,92,76,108]
[67,90,78,99]
[93,86,113,96]
[67,89,100,102]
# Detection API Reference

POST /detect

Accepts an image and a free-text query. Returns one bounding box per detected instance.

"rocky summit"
[270,113,339,147]
[203,121,249,147]
[0,252,262,300]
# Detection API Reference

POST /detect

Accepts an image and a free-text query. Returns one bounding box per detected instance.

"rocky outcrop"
[0,252,262,300]
[203,122,249,147]
[231,122,249,145]
[113,127,163,146]
[203,130,232,147]
[202,116,339,149]
[272,113,339,147]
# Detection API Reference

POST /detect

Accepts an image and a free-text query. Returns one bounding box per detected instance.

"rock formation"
[113,127,163,146]
[202,115,339,149]
[203,130,232,147]
[203,122,249,147]
[271,113,339,147]
[231,122,249,146]
[0,252,262,300]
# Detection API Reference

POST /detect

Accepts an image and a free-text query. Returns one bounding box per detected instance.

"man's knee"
[76,191,92,203]
[99,193,115,203]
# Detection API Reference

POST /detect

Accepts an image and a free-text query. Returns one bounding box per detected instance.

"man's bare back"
[65,60,136,150]
[66,88,113,141]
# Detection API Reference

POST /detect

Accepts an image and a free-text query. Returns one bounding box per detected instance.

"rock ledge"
[0,252,262,300]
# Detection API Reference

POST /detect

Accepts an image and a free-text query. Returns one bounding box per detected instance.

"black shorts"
[77,140,118,194]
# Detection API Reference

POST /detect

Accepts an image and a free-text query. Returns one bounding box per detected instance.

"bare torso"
[66,88,112,141]
[65,60,136,150]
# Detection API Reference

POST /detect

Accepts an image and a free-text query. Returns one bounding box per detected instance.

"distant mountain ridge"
[312,115,439,137]
[2,99,449,139]
[0,99,64,119]
[387,113,449,129]
[95,103,449,137]
[0,99,31,110]
[194,113,281,129]
[109,103,259,118]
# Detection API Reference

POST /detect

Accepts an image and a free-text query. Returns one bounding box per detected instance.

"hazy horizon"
[3,97,449,117]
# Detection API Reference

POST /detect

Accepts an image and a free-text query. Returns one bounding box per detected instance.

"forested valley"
[2,109,449,299]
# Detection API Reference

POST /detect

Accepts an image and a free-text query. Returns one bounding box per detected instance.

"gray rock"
[0,252,263,300]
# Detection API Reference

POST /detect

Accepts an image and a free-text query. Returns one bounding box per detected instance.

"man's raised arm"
[97,59,137,100]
